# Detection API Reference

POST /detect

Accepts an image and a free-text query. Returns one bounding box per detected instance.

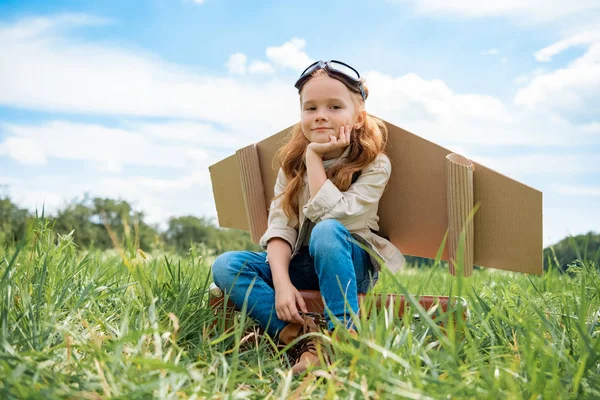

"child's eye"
[305,107,316,111]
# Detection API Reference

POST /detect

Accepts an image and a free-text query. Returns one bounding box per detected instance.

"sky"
[0,0,598,248]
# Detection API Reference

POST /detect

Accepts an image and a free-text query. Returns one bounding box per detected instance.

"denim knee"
[211,251,241,291]
[308,219,349,254]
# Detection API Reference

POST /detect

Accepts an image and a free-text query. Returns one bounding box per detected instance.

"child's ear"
[354,110,366,130]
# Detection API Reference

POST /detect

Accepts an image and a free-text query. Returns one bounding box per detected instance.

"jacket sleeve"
[302,154,391,228]
[258,168,298,251]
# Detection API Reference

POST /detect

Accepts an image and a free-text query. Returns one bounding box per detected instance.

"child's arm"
[258,168,307,323]
[305,125,351,198]
[266,237,292,285]
[306,148,328,198]
[267,237,307,324]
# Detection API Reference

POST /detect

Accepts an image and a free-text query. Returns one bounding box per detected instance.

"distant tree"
[48,194,159,251]
[0,193,30,245]
[92,197,157,251]
[53,198,103,249]
[163,215,260,254]
[164,215,213,253]
[4,188,595,271]
[544,231,600,271]
[404,255,438,268]
[210,226,261,254]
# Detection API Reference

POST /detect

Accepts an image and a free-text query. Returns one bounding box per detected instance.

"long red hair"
[272,69,388,219]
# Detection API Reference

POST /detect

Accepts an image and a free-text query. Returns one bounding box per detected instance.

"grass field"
[1,218,599,399]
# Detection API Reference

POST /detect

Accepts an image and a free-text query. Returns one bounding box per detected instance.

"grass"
[0,217,599,399]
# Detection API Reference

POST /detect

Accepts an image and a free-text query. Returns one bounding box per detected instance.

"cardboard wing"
[209,118,543,275]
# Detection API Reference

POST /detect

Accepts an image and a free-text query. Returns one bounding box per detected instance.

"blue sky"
[0,0,598,248]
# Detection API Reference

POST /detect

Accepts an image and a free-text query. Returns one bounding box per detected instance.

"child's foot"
[278,314,330,374]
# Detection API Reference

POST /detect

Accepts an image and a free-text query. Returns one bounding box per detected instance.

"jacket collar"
[322,146,351,169]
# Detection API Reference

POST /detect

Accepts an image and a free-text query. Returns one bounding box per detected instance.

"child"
[212,60,405,374]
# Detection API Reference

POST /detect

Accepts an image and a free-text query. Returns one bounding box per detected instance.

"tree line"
[1,193,598,271]
[0,193,260,256]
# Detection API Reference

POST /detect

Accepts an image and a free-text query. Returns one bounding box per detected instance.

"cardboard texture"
[235,144,268,241]
[446,153,475,276]
[209,117,543,275]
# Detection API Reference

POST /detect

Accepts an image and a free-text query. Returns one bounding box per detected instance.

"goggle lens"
[329,61,359,81]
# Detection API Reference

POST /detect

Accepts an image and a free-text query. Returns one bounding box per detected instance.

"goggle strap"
[295,60,366,100]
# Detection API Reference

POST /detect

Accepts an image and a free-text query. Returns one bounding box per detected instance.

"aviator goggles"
[294,60,367,101]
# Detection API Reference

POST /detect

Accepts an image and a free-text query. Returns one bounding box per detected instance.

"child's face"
[300,74,360,145]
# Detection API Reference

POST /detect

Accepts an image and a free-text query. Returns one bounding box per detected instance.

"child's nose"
[315,109,328,120]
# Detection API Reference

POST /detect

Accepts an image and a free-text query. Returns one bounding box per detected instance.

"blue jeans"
[211,219,378,336]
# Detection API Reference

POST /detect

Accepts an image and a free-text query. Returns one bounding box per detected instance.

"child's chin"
[312,134,334,143]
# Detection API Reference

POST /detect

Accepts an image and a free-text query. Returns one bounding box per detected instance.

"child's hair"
[273,69,389,220]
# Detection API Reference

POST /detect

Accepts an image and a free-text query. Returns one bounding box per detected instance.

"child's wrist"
[306,147,323,159]
[273,276,292,290]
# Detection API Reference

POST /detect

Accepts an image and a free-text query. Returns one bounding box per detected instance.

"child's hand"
[275,281,308,324]
[307,124,351,157]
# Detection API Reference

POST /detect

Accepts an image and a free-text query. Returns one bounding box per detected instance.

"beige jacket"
[258,147,406,274]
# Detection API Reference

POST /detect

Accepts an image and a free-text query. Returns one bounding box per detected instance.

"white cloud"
[96,159,123,173]
[7,14,595,153]
[5,171,218,228]
[8,189,66,216]
[394,0,600,23]
[104,171,209,193]
[192,0,206,4]
[479,49,507,64]
[92,172,213,227]
[468,153,599,176]
[266,37,313,72]
[0,117,241,227]
[481,48,500,56]
[514,75,529,84]
[128,120,250,150]
[0,16,299,136]
[552,184,600,196]
[0,120,217,170]
[583,122,600,132]
[249,60,275,74]
[363,70,600,148]
[226,52,247,74]
[543,202,600,246]
[366,71,511,123]
[0,176,17,186]
[2,13,110,38]
[534,31,600,62]
[0,136,47,165]
[514,35,600,120]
